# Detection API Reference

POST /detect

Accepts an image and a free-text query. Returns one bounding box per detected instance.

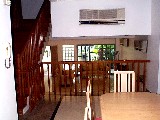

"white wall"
[21,0,44,19]
[147,0,160,93]
[0,1,18,120]
[51,0,151,37]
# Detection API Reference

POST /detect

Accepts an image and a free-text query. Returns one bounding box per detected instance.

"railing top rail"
[114,71,135,73]
[113,60,150,63]
[42,60,150,64]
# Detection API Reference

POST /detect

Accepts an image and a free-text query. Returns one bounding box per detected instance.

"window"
[62,45,74,61]
[77,44,115,61]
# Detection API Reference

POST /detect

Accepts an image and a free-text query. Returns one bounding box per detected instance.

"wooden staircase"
[13,19,36,54]
[11,0,51,115]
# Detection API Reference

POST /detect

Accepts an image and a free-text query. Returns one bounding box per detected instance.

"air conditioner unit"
[79,8,125,25]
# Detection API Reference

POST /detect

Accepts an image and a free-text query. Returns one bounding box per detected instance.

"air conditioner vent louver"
[79,8,125,25]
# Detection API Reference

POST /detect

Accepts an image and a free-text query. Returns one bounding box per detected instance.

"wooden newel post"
[40,63,45,96]
[16,54,24,115]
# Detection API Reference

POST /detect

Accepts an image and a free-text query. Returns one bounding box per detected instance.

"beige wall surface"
[121,39,147,60]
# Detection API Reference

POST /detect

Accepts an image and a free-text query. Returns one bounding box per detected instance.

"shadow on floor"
[19,94,61,120]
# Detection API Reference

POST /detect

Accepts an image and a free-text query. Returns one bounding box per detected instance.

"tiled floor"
[18,95,101,120]
[54,96,101,120]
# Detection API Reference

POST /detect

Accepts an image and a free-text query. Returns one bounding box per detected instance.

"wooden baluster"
[107,61,111,93]
[59,63,62,97]
[37,66,40,100]
[33,69,36,109]
[80,63,83,95]
[97,62,100,95]
[52,62,56,96]
[47,64,50,93]
[143,62,146,92]
[40,64,43,98]
[103,61,106,94]
[34,67,37,109]
[66,63,73,96]
[102,62,105,94]
[41,64,45,96]
[64,63,67,96]
[29,66,32,111]
[91,62,94,96]
[74,63,77,96]
[137,62,140,92]
[32,69,36,110]
[86,62,88,92]
[108,61,111,93]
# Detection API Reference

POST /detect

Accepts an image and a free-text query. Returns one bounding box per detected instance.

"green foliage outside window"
[77,44,115,61]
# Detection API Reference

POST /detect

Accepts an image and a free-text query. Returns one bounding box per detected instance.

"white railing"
[114,71,135,92]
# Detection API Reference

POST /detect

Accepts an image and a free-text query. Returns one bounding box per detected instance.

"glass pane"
[77,44,115,61]
[62,45,74,61]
